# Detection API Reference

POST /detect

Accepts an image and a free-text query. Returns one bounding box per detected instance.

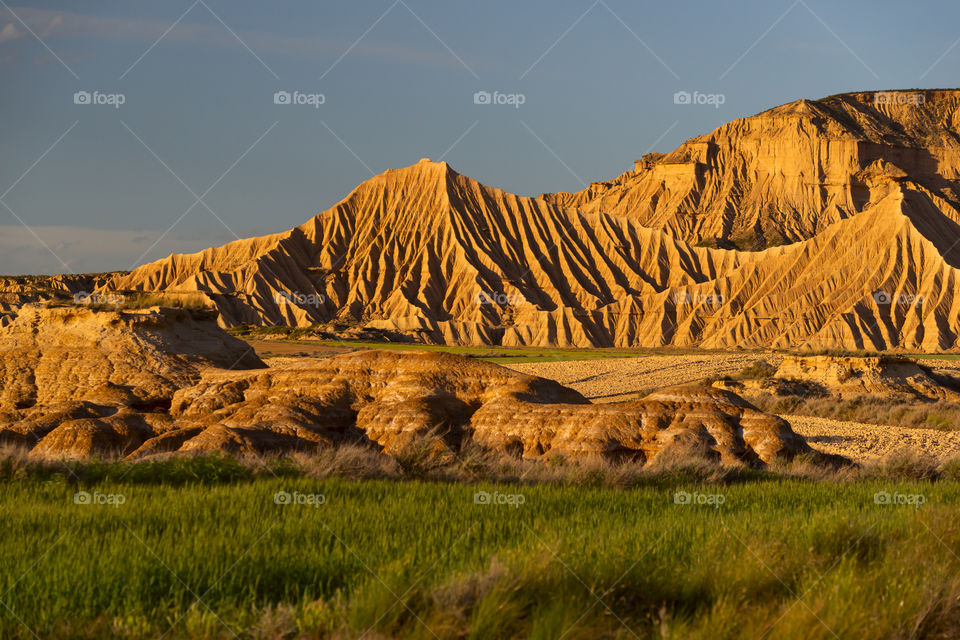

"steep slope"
[108,158,751,345]
[103,91,960,351]
[544,90,960,248]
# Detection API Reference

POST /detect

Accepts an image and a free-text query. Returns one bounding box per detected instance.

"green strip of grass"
[256,337,649,363]
[2,459,960,638]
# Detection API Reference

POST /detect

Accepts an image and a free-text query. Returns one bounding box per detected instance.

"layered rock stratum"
[0,306,813,465]
[99,90,960,350]
[545,90,960,248]
[0,273,120,324]
[718,354,960,401]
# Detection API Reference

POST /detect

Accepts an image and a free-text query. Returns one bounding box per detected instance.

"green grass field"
[2,457,960,639]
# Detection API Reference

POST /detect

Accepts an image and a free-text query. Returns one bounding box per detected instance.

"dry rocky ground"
[509,354,960,463]
[508,354,780,402]
[785,414,960,462]
[0,305,816,466]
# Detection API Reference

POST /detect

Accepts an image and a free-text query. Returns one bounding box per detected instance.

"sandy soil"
[506,354,778,402]
[917,357,960,381]
[786,414,960,462]
[508,354,960,463]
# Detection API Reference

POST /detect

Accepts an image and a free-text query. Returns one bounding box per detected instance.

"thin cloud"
[0,22,20,42]
[0,6,475,71]
[0,225,240,275]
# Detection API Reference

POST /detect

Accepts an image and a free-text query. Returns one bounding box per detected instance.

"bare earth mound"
[159,350,810,465]
[0,308,815,466]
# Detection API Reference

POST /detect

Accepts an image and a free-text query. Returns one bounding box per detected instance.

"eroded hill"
[0,306,813,465]
[544,90,960,249]
[100,90,960,351]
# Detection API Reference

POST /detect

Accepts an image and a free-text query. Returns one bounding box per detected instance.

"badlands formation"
[764,355,960,400]
[0,305,813,465]
[0,273,117,323]
[98,90,960,351]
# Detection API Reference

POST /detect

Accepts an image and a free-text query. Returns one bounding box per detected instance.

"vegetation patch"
[1,448,960,639]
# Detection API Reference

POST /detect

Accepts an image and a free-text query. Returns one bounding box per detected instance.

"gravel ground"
[508,354,960,463]
[786,414,960,462]
[506,354,779,402]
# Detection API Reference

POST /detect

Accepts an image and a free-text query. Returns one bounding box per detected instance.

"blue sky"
[1,0,958,274]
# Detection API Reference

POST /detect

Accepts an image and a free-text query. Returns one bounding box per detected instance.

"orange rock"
[99,91,960,351]
[156,350,812,465]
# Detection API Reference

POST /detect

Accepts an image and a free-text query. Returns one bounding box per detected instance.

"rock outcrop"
[544,90,960,249]
[145,350,810,465]
[98,91,960,351]
[717,356,960,402]
[0,307,814,464]
[0,305,263,458]
[0,304,263,410]
[0,273,122,325]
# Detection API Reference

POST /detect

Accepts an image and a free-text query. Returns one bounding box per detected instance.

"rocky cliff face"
[101,91,960,351]
[544,90,960,248]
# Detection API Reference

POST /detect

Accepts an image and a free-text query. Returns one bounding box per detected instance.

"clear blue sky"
[2,0,958,274]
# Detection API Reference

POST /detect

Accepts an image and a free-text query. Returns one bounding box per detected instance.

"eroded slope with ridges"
[543,90,960,248]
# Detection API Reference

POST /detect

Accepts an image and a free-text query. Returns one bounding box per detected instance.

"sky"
[1,0,958,274]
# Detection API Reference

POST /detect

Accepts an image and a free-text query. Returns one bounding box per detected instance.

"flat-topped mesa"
[543,89,960,248]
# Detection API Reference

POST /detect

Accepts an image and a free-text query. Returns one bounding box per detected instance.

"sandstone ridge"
[98,90,960,351]
[0,307,814,465]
